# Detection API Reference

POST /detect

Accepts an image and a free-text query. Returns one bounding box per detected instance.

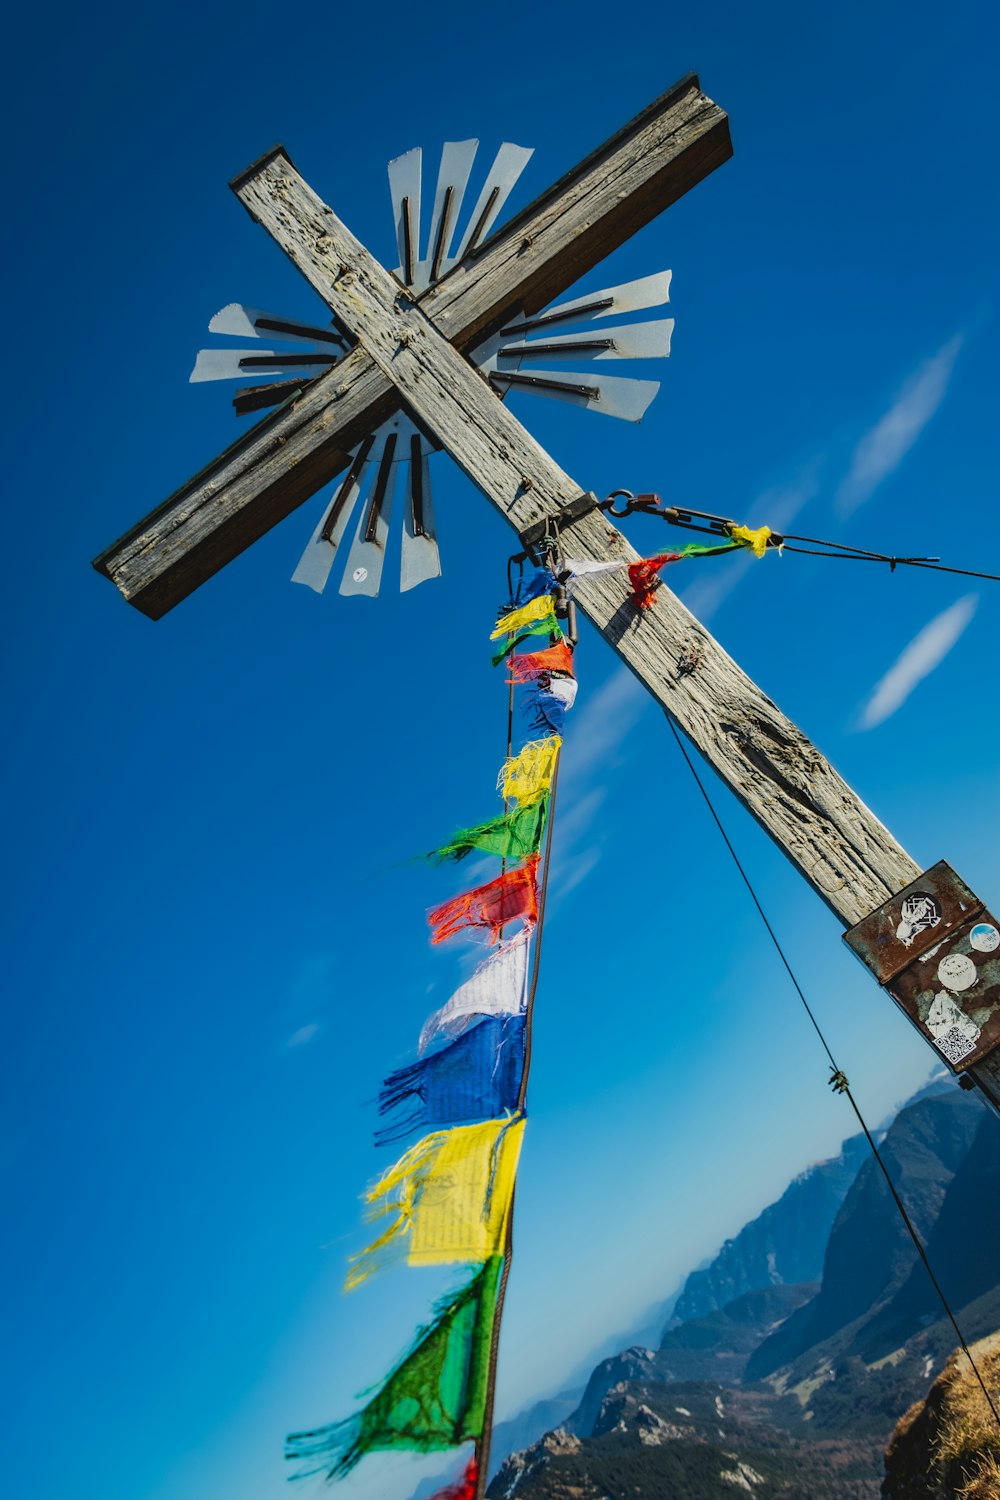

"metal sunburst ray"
[470,270,674,423]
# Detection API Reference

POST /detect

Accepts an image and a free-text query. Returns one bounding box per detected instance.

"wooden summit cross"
[94,74,1000,1112]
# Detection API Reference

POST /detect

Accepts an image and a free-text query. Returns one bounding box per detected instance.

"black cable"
[781,541,1000,583]
[663,710,1000,1430]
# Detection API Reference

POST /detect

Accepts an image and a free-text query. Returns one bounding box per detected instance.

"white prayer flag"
[419,932,529,1055]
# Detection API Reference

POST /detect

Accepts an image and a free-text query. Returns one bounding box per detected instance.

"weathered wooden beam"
[209,148,1000,1113]
[93,75,730,618]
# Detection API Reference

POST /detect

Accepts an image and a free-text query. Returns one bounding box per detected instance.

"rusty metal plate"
[844,863,1000,1071]
[889,917,1000,1070]
[843,861,983,984]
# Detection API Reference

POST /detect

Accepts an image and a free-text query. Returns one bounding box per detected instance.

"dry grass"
[933,1339,1000,1471]
[956,1451,1000,1500]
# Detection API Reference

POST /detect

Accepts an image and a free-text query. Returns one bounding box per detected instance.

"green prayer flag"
[286,1257,502,1479]
[428,794,549,865]
[490,614,563,665]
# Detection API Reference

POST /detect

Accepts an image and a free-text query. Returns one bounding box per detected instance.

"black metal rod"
[498,338,615,358]
[430,184,454,283]
[500,296,615,336]
[401,197,415,285]
[251,316,344,347]
[321,434,376,544]
[363,433,397,544]
[238,352,336,370]
[489,371,598,401]
[465,185,500,254]
[409,433,426,538]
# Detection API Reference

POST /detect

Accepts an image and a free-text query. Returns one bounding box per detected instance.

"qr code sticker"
[935,1026,976,1064]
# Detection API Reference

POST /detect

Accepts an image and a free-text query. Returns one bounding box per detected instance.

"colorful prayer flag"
[523,674,579,735]
[376,1014,526,1145]
[419,933,529,1056]
[627,552,680,608]
[427,855,539,945]
[497,738,561,804]
[730,523,774,557]
[287,1260,502,1477]
[427,794,549,864]
[507,641,574,682]
[429,1458,479,1500]
[507,568,557,608]
[490,612,564,666]
[490,594,558,639]
[346,1117,524,1288]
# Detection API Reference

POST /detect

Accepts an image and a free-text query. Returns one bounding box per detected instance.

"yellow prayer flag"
[730,524,773,558]
[497,737,561,805]
[490,595,558,639]
[346,1116,525,1290]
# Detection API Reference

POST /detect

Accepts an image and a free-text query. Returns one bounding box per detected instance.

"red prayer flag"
[627,552,681,609]
[430,1458,479,1500]
[507,642,574,682]
[428,856,540,945]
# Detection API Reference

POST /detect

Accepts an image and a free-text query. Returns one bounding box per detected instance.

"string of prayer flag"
[346,1116,524,1288]
[419,933,529,1056]
[290,557,578,1487]
[287,1259,502,1477]
[427,794,549,865]
[427,855,539,945]
[376,1014,526,1145]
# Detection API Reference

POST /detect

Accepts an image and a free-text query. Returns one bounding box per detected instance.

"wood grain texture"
[93,76,730,617]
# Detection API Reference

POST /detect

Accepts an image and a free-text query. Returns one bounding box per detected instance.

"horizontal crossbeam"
[93,75,731,618]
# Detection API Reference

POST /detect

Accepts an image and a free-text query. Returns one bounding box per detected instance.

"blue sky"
[2,2,999,1498]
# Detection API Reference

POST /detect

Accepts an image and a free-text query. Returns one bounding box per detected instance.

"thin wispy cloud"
[286,1021,321,1048]
[545,666,649,906]
[856,594,978,730]
[836,333,963,517]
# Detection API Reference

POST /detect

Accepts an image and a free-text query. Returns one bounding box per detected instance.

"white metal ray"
[502,270,672,334]
[400,443,441,592]
[291,452,372,594]
[208,303,344,348]
[190,348,336,382]
[417,139,479,289]
[489,369,660,422]
[446,143,534,270]
[388,147,422,289]
[498,318,674,362]
[339,434,399,598]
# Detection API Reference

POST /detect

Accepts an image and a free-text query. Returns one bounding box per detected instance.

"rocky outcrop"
[882,1333,1000,1498]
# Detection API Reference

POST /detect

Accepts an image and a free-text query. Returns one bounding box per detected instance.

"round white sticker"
[937,952,978,993]
[969,923,1000,954]
[353,566,368,583]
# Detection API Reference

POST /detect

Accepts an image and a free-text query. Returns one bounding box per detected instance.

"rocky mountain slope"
[674,1133,869,1323]
[484,1083,1000,1500]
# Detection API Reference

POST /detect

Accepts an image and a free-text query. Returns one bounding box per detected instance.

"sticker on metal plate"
[888,922,1000,1071]
[843,861,983,984]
